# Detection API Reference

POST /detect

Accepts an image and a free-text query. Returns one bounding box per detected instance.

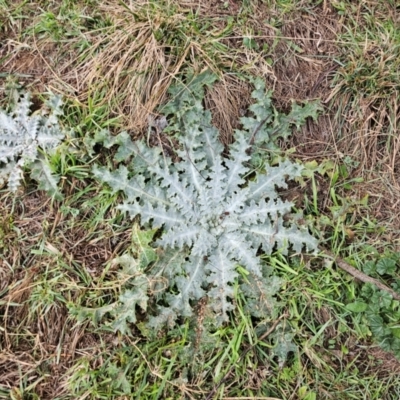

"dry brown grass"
[0,1,275,137]
[326,3,400,167]
[1,1,398,166]
[57,0,238,134]
[0,186,130,398]
[204,74,252,145]
[236,2,400,237]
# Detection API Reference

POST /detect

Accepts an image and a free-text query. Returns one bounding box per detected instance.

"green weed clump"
[0,92,65,197]
[78,72,320,345]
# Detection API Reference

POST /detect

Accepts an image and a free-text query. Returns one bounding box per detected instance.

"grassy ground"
[1,0,400,399]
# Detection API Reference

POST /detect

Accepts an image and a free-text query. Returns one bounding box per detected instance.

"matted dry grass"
[0,186,130,398]
[56,0,242,134]
[204,74,252,145]
[1,1,398,161]
[241,2,400,238]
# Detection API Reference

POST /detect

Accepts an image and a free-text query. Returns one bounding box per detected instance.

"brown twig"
[323,249,400,301]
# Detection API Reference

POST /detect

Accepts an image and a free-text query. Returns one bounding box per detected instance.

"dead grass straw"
[59,0,229,133]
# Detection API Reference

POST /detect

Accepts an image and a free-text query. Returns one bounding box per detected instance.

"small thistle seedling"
[0,92,65,198]
[90,73,320,330]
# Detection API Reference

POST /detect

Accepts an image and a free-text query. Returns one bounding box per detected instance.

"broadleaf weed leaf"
[93,73,319,330]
